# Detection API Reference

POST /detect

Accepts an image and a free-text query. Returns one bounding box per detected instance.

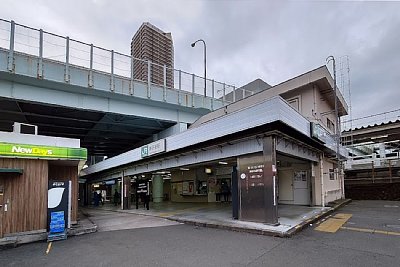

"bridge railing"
[0,19,254,108]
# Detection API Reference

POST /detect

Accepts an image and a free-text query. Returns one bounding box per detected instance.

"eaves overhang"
[82,96,314,178]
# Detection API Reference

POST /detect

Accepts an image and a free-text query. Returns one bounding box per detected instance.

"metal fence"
[0,19,255,106]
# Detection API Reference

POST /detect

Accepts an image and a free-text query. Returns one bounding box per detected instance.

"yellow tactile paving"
[315,213,352,233]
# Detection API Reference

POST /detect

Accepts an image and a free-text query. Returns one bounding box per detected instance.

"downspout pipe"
[320,154,325,207]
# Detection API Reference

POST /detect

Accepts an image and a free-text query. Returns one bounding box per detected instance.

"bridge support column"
[152,174,163,203]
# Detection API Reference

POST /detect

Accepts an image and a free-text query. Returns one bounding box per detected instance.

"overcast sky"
[1,0,399,127]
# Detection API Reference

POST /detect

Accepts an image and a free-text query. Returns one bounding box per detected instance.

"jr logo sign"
[141,146,149,158]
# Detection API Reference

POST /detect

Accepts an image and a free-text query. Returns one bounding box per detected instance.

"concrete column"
[122,172,131,210]
[152,174,163,203]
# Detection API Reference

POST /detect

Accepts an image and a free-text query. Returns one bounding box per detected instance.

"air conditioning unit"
[13,122,38,135]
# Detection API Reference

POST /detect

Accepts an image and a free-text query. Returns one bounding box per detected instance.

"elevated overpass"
[0,19,248,157]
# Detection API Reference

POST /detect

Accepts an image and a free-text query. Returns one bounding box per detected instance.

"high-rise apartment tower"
[131,22,174,88]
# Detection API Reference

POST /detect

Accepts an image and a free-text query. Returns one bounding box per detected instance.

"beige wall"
[281,84,337,135]
[313,87,338,135]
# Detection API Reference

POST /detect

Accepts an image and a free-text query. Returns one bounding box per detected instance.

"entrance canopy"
[82,95,326,182]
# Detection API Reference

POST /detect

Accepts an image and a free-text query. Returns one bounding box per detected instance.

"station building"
[81,66,348,224]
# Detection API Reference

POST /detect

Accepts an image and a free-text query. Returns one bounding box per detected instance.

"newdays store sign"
[0,142,87,160]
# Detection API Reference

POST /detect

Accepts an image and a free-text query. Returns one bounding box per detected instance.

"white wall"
[322,158,343,203]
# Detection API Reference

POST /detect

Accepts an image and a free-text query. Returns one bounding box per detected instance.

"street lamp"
[191,39,207,96]
[326,55,340,162]
[326,55,343,198]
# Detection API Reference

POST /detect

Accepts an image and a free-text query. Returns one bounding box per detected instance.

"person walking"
[216,181,222,202]
[93,191,99,207]
[221,181,230,202]
[113,189,120,206]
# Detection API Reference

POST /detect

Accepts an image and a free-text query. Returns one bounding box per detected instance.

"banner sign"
[47,180,70,241]
[0,142,87,160]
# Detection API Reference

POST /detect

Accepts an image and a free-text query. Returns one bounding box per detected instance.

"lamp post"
[327,55,343,198]
[191,39,207,96]
[326,55,340,162]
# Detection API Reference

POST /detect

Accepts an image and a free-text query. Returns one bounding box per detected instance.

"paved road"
[1,200,399,267]
[82,208,181,232]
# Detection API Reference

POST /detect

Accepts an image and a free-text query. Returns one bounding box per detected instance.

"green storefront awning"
[0,168,23,174]
[0,142,87,160]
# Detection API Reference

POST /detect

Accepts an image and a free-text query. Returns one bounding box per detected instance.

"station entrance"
[277,154,312,206]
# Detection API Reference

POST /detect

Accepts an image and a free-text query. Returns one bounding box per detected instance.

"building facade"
[82,65,348,225]
[131,22,174,88]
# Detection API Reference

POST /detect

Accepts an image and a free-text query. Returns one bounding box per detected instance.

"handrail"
[0,18,243,105]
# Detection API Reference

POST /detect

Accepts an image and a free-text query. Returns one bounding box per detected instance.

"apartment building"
[131,22,174,88]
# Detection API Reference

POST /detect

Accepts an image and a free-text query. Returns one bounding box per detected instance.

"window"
[329,168,335,180]
[287,96,300,112]
[327,118,335,133]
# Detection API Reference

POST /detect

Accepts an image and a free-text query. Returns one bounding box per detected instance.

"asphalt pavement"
[0,200,399,267]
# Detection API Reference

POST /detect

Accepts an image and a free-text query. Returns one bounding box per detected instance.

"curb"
[82,200,352,238]
[168,218,286,237]
[285,198,352,237]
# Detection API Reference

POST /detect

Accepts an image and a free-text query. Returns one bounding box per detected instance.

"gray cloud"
[1,0,399,125]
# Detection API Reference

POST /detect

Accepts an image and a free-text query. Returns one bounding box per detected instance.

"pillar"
[263,136,278,225]
[122,172,131,210]
[237,136,278,225]
[152,174,163,203]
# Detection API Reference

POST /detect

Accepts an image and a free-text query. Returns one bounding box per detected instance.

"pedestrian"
[93,191,99,206]
[221,181,230,202]
[216,181,222,202]
[113,189,120,206]
[99,191,104,206]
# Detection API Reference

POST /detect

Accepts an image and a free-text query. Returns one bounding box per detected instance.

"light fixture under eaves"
[218,161,228,165]
[180,167,189,171]
[371,135,388,140]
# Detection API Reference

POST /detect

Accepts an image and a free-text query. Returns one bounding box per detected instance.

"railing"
[0,19,254,108]
[344,152,400,170]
